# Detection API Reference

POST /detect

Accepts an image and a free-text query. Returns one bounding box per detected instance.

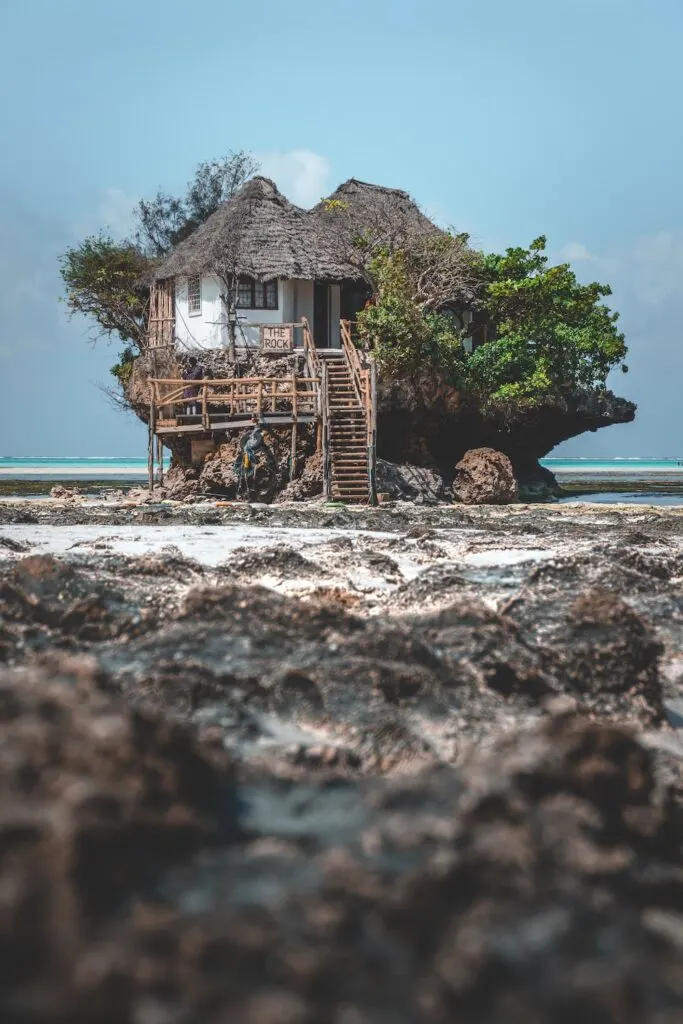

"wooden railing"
[301,316,321,375]
[340,320,373,441]
[150,375,320,428]
[340,320,377,505]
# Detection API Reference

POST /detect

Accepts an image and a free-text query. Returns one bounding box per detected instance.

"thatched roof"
[152,176,352,282]
[310,179,442,241]
[152,175,442,283]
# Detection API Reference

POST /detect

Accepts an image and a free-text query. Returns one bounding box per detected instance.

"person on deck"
[182,356,204,416]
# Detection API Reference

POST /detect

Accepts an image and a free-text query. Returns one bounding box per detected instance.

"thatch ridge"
[312,178,443,239]
[152,176,353,283]
[152,175,443,283]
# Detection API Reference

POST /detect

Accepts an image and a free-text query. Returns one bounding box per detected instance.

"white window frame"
[187,275,202,316]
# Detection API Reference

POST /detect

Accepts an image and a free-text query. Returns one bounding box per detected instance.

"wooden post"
[202,382,209,430]
[290,420,297,482]
[147,399,155,495]
[156,437,164,487]
[322,361,332,500]
[290,372,298,483]
[368,357,378,506]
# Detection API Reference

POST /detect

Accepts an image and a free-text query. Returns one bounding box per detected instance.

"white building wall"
[175,275,223,349]
[174,275,341,350]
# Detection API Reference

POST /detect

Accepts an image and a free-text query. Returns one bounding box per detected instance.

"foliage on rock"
[357,248,467,381]
[110,346,136,389]
[468,236,627,400]
[358,235,628,404]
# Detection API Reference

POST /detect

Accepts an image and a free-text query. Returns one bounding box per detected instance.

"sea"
[2,457,683,505]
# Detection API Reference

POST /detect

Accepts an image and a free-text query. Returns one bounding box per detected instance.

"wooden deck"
[146,318,377,503]
[149,375,321,433]
[155,412,317,435]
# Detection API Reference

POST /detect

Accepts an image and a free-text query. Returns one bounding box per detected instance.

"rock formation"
[376,374,635,496]
[376,459,447,503]
[127,349,635,505]
[453,447,518,504]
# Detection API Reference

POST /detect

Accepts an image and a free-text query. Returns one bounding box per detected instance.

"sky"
[1,0,682,458]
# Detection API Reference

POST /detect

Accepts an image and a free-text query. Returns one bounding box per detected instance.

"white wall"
[174,275,340,350]
[175,275,224,349]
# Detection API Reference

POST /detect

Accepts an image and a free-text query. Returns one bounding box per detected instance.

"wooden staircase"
[321,322,377,505]
[327,356,370,502]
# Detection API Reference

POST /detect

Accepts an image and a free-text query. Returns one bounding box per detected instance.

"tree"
[467,237,627,399]
[60,151,258,399]
[357,235,627,402]
[401,232,483,313]
[356,249,466,380]
[59,234,150,350]
[135,151,258,256]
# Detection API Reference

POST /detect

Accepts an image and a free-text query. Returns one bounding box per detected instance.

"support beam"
[156,436,164,488]
[368,356,378,506]
[290,420,297,482]
[321,361,332,499]
[147,399,155,495]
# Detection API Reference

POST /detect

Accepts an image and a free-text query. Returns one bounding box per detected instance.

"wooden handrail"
[301,316,321,378]
[149,376,320,385]
[340,319,368,411]
[151,374,321,422]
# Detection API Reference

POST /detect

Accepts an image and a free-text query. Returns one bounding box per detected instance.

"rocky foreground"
[2,498,683,1022]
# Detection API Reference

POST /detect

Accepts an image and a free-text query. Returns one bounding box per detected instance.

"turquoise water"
[544,458,683,473]
[0,456,681,478]
[0,457,168,476]
[2,457,683,506]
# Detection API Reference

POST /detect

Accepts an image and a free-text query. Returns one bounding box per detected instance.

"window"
[237,278,253,309]
[236,277,278,310]
[187,275,202,315]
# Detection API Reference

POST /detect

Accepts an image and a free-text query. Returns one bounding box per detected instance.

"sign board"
[260,324,293,354]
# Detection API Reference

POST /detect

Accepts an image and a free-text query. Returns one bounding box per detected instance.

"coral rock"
[453,447,518,504]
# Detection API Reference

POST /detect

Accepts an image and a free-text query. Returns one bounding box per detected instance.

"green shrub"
[357,237,627,402]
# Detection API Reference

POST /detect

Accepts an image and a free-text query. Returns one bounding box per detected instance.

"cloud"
[625,231,683,306]
[256,149,332,208]
[73,186,138,241]
[558,232,683,308]
[97,187,138,239]
[559,241,593,262]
